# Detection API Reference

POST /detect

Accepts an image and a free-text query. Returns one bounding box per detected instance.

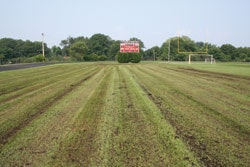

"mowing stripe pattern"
[0,63,249,166]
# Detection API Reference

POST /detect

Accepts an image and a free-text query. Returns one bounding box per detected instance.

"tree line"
[144,36,250,62]
[0,33,249,64]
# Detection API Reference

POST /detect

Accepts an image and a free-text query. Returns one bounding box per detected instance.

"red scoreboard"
[120,41,139,53]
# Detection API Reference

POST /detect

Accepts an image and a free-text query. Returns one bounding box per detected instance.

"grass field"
[0,62,249,166]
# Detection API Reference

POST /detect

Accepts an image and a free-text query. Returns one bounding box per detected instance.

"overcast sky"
[1,0,250,48]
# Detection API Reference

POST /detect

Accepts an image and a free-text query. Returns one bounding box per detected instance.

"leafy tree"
[60,36,79,56]
[178,36,197,53]
[0,38,17,59]
[1,34,250,64]
[49,46,63,61]
[237,47,250,62]
[220,44,235,55]
[0,38,50,63]
[69,42,88,61]
[129,37,145,49]
[108,40,120,60]
[51,46,62,56]
[0,54,5,64]
[73,36,87,43]
[129,37,145,56]
[161,41,170,60]
[161,37,179,61]
[220,44,237,61]
[144,46,161,60]
[87,34,112,56]
[207,44,223,61]
[239,53,248,62]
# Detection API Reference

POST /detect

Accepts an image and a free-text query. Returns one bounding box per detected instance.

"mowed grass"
[0,62,249,166]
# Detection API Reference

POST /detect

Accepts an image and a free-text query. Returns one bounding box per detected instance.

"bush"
[130,53,141,63]
[35,54,45,62]
[98,55,107,61]
[116,52,141,63]
[84,53,98,61]
[117,52,129,63]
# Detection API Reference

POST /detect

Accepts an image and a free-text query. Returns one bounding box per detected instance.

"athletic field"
[0,62,249,166]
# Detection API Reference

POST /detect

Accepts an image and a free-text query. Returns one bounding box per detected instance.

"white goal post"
[188,54,215,64]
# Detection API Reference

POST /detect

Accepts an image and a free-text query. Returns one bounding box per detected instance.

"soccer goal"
[188,54,215,64]
[205,56,216,64]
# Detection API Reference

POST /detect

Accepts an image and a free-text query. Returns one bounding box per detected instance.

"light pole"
[42,33,45,61]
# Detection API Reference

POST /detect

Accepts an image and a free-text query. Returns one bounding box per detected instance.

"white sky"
[1,0,250,48]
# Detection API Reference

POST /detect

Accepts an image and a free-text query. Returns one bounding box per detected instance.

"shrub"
[35,54,45,62]
[117,52,141,63]
[98,55,107,61]
[130,53,141,63]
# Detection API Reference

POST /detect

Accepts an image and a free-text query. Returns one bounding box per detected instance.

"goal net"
[205,57,216,64]
[188,54,215,64]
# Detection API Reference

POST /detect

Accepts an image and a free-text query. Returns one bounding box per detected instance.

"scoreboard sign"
[120,41,139,53]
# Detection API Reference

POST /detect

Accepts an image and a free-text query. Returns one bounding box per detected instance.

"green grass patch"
[0,62,249,166]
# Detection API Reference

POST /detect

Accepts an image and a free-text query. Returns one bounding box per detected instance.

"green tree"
[60,36,88,57]
[239,53,247,62]
[161,37,178,61]
[49,46,63,61]
[60,36,76,56]
[69,42,88,61]
[161,41,170,60]
[144,46,161,60]
[0,38,50,63]
[160,36,203,61]
[129,37,145,56]
[0,54,5,64]
[87,34,112,56]
[207,44,223,61]
[0,38,17,59]
[108,40,120,60]
[237,47,250,62]
[220,44,237,61]
[178,36,197,53]
[51,46,62,56]
[129,37,145,49]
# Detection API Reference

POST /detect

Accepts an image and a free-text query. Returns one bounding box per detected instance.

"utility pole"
[168,39,170,62]
[42,33,45,61]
